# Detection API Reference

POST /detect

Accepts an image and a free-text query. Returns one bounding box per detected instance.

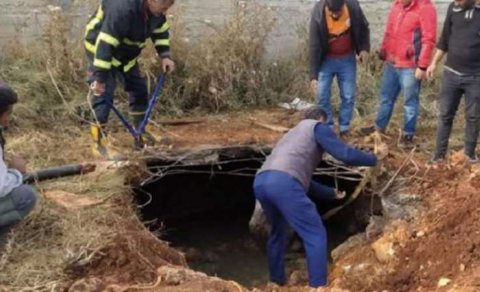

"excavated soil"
[330,152,480,292]
[384,162,480,291]
[58,109,480,291]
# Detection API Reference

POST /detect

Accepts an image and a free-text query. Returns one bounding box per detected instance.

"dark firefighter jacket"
[84,0,171,82]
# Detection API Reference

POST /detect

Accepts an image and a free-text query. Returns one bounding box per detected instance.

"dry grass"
[5,128,91,169]
[0,7,137,290]
[0,169,128,291]
[0,9,87,130]
[0,0,308,125]
[141,1,301,113]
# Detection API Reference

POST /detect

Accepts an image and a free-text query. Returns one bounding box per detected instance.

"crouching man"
[254,107,383,288]
[0,86,37,235]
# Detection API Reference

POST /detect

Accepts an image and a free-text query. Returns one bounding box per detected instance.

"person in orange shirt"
[309,0,370,138]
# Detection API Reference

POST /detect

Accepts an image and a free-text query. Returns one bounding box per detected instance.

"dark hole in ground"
[135,149,382,288]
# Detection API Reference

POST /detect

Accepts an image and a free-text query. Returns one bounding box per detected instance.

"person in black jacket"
[85,0,175,160]
[427,0,480,164]
[309,0,370,137]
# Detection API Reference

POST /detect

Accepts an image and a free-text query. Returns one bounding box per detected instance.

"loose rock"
[438,277,452,287]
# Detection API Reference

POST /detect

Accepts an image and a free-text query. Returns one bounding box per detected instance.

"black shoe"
[466,153,479,164]
[340,130,350,140]
[428,154,445,166]
[399,135,415,149]
[360,126,376,136]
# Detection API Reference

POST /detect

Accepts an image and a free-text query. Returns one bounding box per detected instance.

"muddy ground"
[3,108,480,292]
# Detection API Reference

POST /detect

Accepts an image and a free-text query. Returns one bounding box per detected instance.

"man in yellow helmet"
[84,0,175,160]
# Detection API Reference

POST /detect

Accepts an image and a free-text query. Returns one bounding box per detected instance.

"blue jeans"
[0,185,37,235]
[254,170,328,288]
[87,59,149,124]
[375,64,421,135]
[316,54,357,132]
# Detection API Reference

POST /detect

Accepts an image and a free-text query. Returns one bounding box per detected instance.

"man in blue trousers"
[254,107,380,287]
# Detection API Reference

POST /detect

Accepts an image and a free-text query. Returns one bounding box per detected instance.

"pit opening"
[135,147,382,288]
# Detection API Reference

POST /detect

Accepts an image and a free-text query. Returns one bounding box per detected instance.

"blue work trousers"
[254,170,329,288]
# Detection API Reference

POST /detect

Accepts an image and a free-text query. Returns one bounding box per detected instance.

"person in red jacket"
[362,0,437,148]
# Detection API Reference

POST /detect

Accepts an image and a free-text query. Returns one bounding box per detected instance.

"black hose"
[23,164,96,184]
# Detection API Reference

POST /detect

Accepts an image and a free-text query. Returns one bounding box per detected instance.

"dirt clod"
[332,233,366,262]
[438,277,452,287]
[371,237,395,264]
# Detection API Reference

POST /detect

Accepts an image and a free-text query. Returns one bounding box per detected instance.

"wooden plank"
[154,118,206,126]
[250,119,290,133]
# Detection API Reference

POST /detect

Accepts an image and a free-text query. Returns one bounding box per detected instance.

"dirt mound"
[87,233,185,284]
[69,266,243,292]
[56,171,254,292]
[65,218,249,291]
[383,163,480,291]
[331,155,480,292]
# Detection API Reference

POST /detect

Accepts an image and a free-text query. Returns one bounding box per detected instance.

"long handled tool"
[104,74,166,148]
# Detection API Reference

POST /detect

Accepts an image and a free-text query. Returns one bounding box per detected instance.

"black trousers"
[434,70,480,158]
[87,58,148,124]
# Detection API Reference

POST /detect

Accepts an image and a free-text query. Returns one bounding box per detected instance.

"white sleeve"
[0,146,23,198]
